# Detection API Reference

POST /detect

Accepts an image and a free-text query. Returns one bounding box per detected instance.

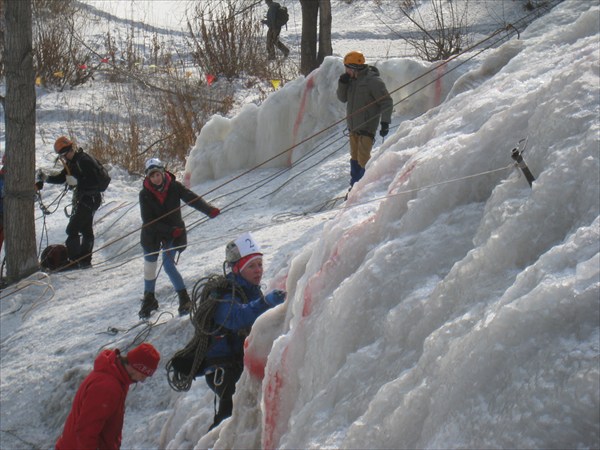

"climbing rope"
[4,5,549,296]
[166,274,248,392]
[98,311,174,354]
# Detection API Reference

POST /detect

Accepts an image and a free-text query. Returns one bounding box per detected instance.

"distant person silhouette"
[263,0,290,60]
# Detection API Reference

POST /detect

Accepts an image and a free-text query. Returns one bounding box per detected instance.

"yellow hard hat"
[344,50,366,67]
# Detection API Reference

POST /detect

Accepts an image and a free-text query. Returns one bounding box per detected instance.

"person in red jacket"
[55,342,160,450]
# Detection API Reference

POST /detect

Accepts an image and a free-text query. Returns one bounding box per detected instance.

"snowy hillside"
[1,1,598,449]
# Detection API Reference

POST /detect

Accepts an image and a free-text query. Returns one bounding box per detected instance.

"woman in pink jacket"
[55,343,160,450]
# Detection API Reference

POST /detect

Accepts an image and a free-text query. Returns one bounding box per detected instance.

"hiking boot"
[139,291,159,319]
[60,260,80,271]
[78,260,92,269]
[177,289,192,316]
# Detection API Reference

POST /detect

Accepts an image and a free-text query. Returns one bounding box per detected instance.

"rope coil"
[166,274,248,392]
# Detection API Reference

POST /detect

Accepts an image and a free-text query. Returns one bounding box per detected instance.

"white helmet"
[225,232,262,265]
[145,158,165,175]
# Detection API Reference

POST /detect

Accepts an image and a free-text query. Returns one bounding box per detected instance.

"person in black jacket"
[139,158,220,319]
[36,136,105,269]
[263,0,289,60]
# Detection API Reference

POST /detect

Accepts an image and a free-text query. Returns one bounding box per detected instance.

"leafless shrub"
[398,0,471,62]
[30,0,101,89]
[82,54,235,175]
[186,0,276,80]
[148,70,233,166]
[83,85,147,173]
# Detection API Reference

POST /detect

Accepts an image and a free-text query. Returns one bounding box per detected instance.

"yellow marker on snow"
[271,79,281,89]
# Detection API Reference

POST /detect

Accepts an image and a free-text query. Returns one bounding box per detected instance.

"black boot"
[139,291,159,319]
[177,289,192,316]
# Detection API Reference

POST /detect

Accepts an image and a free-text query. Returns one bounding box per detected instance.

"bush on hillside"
[397,0,470,62]
[186,1,285,80]
[31,0,100,90]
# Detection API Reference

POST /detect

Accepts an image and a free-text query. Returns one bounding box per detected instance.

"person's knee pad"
[144,260,158,280]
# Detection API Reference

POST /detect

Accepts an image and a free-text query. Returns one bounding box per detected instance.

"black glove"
[339,73,351,84]
[380,122,389,137]
[35,170,46,191]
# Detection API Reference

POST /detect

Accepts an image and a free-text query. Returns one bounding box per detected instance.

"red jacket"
[56,349,132,450]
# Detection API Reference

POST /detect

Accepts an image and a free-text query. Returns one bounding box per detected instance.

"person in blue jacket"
[203,232,286,430]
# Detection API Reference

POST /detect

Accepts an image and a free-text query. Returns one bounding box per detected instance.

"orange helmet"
[344,51,366,67]
[54,136,73,154]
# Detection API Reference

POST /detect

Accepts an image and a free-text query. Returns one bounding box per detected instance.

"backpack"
[76,151,111,192]
[40,244,69,271]
[275,4,289,28]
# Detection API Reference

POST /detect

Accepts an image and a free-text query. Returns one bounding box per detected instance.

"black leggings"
[205,364,243,430]
[66,194,101,263]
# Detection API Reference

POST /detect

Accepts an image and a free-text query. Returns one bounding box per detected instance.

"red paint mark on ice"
[183,171,191,188]
[302,286,313,317]
[262,346,289,449]
[391,161,417,193]
[244,341,266,380]
[434,62,446,107]
[290,74,316,165]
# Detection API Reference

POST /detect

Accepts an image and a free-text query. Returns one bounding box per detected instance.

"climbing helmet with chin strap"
[145,158,165,176]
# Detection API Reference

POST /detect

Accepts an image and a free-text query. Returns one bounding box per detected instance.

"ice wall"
[215,2,599,449]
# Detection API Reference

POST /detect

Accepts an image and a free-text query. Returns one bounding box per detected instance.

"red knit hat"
[233,253,262,273]
[127,343,160,376]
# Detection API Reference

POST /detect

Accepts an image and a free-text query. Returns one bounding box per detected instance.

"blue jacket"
[203,272,270,370]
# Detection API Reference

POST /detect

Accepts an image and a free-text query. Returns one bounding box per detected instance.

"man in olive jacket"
[337,50,393,190]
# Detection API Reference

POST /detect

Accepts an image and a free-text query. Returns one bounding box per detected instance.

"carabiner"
[214,367,225,387]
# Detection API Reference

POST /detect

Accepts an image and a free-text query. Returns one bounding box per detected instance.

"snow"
[1,0,599,449]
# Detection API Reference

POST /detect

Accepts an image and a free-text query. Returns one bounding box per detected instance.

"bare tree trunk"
[4,0,38,282]
[317,0,332,66]
[299,0,318,75]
